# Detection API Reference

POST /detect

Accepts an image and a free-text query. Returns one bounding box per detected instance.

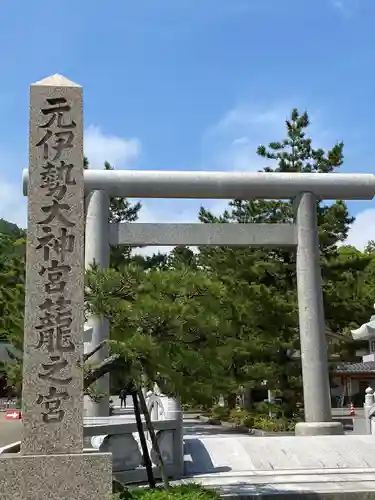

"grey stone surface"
[296,193,334,429]
[295,422,344,436]
[23,169,375,200]
[22,169,375,200]
[0,452,112,500]
[84,190,110,418]
[184,434,375,474]
[183,432,375,497]
[151,429,174,465]
[22,74,85,455]
[100,434,142,471]
[110,222,297,247]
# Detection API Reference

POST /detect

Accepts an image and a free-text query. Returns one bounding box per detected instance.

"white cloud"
[84,125,141,169]
[346,209,375,250]
[202,103,293,173]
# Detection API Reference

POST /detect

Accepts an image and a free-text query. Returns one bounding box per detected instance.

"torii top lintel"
[22,168,375,201]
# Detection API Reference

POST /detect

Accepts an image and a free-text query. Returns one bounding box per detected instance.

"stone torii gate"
[23,106,375,438]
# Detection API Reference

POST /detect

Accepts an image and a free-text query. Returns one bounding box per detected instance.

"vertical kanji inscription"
[22,75,84,455]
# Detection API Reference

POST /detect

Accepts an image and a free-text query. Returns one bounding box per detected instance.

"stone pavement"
[0,415,22,448]
[181,419,375,498]
[3,413,375,497]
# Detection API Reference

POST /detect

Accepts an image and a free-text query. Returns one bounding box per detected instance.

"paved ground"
[0,413,22,448]
[181,422,375,497]
[332,407,363,418]
[0,407,363,449]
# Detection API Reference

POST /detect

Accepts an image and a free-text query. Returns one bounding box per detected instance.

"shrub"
[209,405,230,421]
[207,404,300,432]
[252,415,297,432]
[115,484,221,500]
[254,401,282,418]
[228,408,254,428]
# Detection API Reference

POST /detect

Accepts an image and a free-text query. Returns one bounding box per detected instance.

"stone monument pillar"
[0,74,112,500]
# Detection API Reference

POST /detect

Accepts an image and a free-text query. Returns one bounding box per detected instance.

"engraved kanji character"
[36,98,76,160]
[38,355,72,385]
[37,200,74,227]
[35,295,74,353]
[40,98,76,130]
[37,228,75,262]
[36,386,69,423]
[35,327,75,353]
[36,130,74,161]
[36,290,71,328]
[36,302,72,330]
[39,259,71,280]
[38,259,70,293]
[40,161,76,201]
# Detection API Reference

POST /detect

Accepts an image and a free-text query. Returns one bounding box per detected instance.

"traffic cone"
[349,402,356,416]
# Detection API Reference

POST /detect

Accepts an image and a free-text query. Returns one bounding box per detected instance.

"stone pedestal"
[295,421,344,436]
[0,453,112,500]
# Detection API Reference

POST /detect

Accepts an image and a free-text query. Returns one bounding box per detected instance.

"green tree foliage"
[0,219,25,240]
[0,225,25,396]
[0,232,25,345]
[167,246,197,269]
[85,264,234,405]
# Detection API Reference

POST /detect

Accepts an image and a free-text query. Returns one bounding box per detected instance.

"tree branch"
[6,348,22,362]
[83,340,108,362]
[84,353,126,389]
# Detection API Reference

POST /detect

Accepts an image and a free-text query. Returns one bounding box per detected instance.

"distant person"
[119,388,127,408]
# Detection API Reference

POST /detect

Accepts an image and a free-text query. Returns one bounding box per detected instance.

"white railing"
[85,416,184,483]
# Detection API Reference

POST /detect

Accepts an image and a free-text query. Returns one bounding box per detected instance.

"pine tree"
[198,109,359,414]
[85,263,236,405]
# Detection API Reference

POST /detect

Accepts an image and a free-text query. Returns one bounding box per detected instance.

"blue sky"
[0,0,374,250]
